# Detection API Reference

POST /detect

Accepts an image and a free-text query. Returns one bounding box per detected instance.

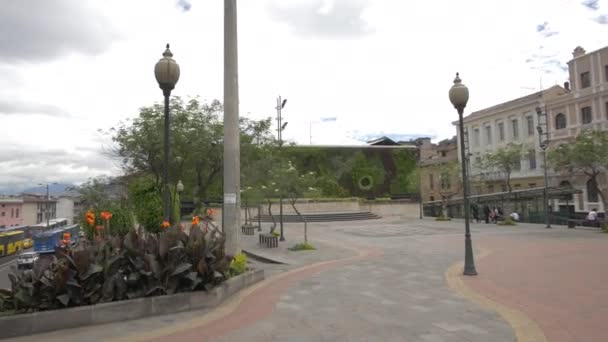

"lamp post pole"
[223,0,241,255]
[154,44,180,224]
[46,184,50,228]
[449,73,477,276]
[276,96,287,241]
[536,106,551,228]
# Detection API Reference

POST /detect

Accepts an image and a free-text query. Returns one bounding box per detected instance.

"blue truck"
[33,224,80,254]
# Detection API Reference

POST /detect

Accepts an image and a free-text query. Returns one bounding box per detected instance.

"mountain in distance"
[20,183,78,196]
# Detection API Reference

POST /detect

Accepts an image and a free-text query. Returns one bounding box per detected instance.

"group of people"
[470,204,519,224]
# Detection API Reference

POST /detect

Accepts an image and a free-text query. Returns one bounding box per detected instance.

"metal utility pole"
[223,0,241,255]
[46,184,50,228]
[276,96,287,241]
[536,106,551,228]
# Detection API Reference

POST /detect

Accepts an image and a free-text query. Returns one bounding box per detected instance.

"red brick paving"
[464,234,608,342]
[145,248,383,342]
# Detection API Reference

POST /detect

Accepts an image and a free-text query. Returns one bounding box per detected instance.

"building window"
[10,208,13,218]
[511,119,519,140]
[526,116,534,136]
[488,185,495,193]
[587,179,599,202]
[581,106,592,124]
[528,183,537,188]
[440,151,447,157]
[473,128,480,146]
[485,125,492,144]
[429,174,434,190]
[605,65,608,83]
[498,122,505,141]
[430,196,435,202]
[514,158,521,171]
[528,150,536,170]
[555,113,567,129]
[475,156,481,167]
[581,71,591,88]
[605,102,608,120]
[16,208,19,218]
[1,212,4,217]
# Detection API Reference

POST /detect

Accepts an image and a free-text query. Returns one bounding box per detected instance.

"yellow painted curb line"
[445,249,547,342]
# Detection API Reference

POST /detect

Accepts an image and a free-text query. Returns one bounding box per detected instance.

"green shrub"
[229,253,248,277]
[271,231,280,237]
[498,217,517,226]
[602,223,608,233]
[435,216,451,221]
[288,243,316,251]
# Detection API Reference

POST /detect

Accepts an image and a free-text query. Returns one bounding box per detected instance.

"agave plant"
[0,222,230,312]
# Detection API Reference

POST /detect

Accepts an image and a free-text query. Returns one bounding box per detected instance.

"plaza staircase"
[252,210,381,223]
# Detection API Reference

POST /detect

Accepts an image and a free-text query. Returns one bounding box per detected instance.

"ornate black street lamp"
[154,44,180,223]
[536,106,551,228]
[449,73,477,276]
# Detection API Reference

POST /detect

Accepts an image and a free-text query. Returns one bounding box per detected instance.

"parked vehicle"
[0,230,26,256]
[17,251,39,269]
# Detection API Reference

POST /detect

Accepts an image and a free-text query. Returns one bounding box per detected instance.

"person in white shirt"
[510,212,520,221]
[586,209,598,221]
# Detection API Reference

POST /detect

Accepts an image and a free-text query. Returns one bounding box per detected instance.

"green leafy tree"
[273,160,320,243]
[390,149,417,194]
[481,143,524,193]
[129,177,164,234]
[549,130,608,211]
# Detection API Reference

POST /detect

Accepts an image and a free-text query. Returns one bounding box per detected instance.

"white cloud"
[1,0,608,191]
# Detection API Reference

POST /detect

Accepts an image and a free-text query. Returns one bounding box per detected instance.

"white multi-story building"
[455,45,608,214]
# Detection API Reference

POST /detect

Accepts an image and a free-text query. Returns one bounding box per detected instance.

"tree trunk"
[267,199,277,233]
[506,171,512,193]
[290,199,307,243]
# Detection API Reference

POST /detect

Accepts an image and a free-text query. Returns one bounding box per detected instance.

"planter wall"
[0,269,264,339]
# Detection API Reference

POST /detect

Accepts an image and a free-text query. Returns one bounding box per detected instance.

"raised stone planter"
[0,269,264,339]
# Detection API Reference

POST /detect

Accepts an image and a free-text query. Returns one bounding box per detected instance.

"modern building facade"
[21,195,57,226]
[56,196,75,225]
[0,198,24,228]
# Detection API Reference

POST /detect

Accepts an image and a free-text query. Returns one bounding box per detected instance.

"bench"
[259,233,278,248]
[567,219,603,229]
[241,224,256,235]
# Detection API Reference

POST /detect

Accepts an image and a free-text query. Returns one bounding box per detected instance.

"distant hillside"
[20,183,78,196]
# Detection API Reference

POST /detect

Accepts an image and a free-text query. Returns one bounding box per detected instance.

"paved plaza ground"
[4,217,607,341]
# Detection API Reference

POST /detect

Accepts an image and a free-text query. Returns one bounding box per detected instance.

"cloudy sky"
[1,0,607,192]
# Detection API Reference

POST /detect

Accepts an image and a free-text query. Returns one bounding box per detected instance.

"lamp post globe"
[449,73,469,111]
[154,44,180,96]
[155,44,180,223]
[449,72,477,276]
[177,180,184,193]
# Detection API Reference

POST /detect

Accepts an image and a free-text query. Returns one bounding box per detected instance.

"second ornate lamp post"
[154,44,181,223]
[536,106,551,228]
[449,73,477,276]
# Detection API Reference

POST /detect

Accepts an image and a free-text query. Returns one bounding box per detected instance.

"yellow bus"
[0,231,25,256]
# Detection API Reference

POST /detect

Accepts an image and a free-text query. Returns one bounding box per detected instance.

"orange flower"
[162,220,171,229]
[191,216,200,226]
[85,211,95,226]
[100,211,113,221]
[206,208,215,217]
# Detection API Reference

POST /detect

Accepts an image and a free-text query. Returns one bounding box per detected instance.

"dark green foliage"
[129,177,164,233]
[288,243,316,251]
[0,224,229,313]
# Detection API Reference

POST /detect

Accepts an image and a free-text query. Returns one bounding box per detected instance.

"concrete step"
[251,211,381,222]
